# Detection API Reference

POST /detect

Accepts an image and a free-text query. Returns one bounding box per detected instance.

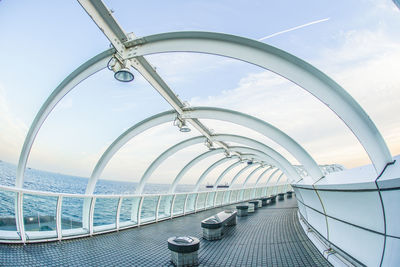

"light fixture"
[179,120,191,132]
[114,68,134,82]
[205,140,216,150]
[174,116,191,132]
[108,57,134,82]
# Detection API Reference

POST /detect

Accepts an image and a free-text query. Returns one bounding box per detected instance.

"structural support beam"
[266,169,281,185]
[136,133,300,194]
[230,163,262,187]
[255,166,274,185]
[126,31,392,174]
[212,161,243,192]
[18,30,390,189]
[15,49,115,188]
[169,148,225,193]
[242,165,265,188]
[170,145,287,193]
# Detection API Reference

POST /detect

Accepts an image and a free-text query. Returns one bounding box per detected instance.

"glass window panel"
[173,194,186,216]
[223,191,231,205]
[140,196,158,223]
[23,194,57,238]
[230,190,238,203]
[119,197,140,226]
[158,195,172,219]
[206,192,215,208]
[0,190,16,231]
[61,197,85,232]
[185,194,196,213]
[238,189,245,201]
[93,198,118,230]
[196,193,207,210]
[215,191,224,206]
[244,189,251,200]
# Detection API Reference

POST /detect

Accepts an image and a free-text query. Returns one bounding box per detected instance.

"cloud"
[186,29,400,169]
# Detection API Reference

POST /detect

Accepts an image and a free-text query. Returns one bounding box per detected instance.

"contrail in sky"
[258,18,330,41]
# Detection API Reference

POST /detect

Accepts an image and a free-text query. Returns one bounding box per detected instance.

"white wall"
[293,155,400,266]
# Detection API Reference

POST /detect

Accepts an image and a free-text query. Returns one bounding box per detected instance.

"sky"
[0,0,399,186]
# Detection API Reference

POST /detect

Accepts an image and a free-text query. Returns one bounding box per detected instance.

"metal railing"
[0,184,290,243]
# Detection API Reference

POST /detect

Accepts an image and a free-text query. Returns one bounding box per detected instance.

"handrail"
[0,183,289,243]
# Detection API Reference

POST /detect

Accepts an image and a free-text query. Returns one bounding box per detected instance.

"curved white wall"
[293,155,400,266]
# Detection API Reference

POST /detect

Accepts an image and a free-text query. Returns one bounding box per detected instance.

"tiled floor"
[0,197,331,266]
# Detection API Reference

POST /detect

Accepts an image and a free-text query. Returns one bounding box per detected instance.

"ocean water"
[0,161,197,231]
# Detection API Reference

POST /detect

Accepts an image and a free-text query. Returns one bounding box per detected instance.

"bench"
[269,195,277,203]
[287,191,294,198]
[236,205,249,217]
[249,200,258,212]
[201,210,237,240]
[248,200,260,210]
[278,193,285,201]
[259,197,269,206]
[168,236,200,267]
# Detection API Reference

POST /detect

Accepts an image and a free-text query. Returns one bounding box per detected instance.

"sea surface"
[0,161,198,231]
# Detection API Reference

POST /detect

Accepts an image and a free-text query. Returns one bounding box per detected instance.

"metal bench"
[248,200,260,210]
[259,197,269,206]
[236,204,249,217]
[201,210,237,240]
[287,191,294,198]
[278,193,285,201]
[167,236,200,267]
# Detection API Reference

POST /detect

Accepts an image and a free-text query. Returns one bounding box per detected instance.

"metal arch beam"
[213,161,244,191]
[104,108,305,194]
[135,133,299,194]
[255,166,274,185]
[127,31,392,174]
[15,49,115,188]
[230,163,263,187]
[136,132,291,194]
[266,169,281,185]
[87,111,176,194]
[242,165,265,188]
[213,134,299,181]
[275,173,285,185]
[136,135,205,194]
[228,146,291,182]
[193,155,254,192]
[171,145,285,193]
[17,30,392,189]
[183,107,322,180]
[169,148,224,193]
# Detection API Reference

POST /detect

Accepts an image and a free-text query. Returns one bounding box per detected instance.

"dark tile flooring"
[0,197,331,266]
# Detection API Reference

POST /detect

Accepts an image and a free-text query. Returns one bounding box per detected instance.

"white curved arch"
[255,166,274,185]
[230,163,262,186]
[17,31,392,188]
[213,161,243,190]
[170,145,282,193]
[193,155,255,192]
[184,107,322,179]
[89,108,307,194]
[169,148,225,193]
[129,31,392,174]
[16,49,115,187]
[87,111,176,194]
[214,134,298,179]
[136,133,300,194]
[242,165,265,187]
[266,169,281,185]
